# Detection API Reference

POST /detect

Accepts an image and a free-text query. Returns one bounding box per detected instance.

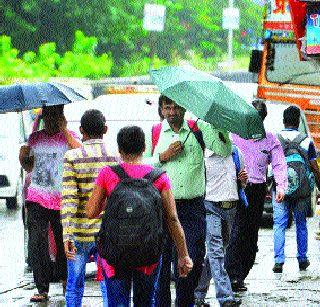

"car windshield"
[266,43,320,86]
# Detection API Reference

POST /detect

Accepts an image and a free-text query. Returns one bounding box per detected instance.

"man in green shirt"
[145,95,231,306]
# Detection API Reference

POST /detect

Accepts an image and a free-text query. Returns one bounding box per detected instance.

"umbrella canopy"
[150,66,265,139]
[0,82,87,112]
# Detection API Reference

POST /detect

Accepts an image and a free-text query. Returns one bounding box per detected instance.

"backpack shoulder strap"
[292,133,310,163]
[292,133,308,145]
[109,165,130,180]
[187,119,205,152]
[143,167,166,183]
[277,133,292,152]
[151,122,162,155]
[277,133,285,145]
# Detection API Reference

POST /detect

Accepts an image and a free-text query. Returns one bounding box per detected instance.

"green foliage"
[117,55,168,77]
[1,0,264,78]
[0,31,113,81]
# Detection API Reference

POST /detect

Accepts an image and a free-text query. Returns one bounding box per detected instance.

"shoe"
[231,280,247,292]
[272,263,284,273]
[30,292,48,302]
[222,299,242,306]
[194,298,210,306]
[299,260,310,271]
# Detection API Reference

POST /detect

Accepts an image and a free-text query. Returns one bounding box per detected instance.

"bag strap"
[151,122,162,155]
[278,133,309,160]
[277,133,285,145]
[277,133,296,154]
[187,119,205,152]
[278,132,307,147]
[292,133,308,146]
[151,120,205,155]
[110,165,130,180]
[143,168,166,182]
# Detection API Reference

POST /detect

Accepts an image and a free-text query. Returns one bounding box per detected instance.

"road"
[0,198,320,306]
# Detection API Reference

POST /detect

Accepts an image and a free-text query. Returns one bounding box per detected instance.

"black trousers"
[27,201,67,294]
[225,183,267,282]
[155,197,206,307]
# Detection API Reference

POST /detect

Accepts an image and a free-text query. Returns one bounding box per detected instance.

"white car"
[64,93,161,154]
[0,112,30,209]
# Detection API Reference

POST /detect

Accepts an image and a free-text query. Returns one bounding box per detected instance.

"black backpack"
[277,133,312,201]
[96,165,165,269]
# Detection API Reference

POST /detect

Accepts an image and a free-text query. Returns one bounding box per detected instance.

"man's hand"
[238,169,248,185]
[177,255,193,278]
[19,145,30,161]
[19,145,34,172]
[275,190,285,203]
[64,240,77,260]
[159,141,184,163]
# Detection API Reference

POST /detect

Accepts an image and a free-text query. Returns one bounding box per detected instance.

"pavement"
[0,202,320,306]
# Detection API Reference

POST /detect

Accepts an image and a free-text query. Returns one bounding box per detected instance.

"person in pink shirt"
[86,126,193,307]
[225,99,288,293]
[19,105,81,302]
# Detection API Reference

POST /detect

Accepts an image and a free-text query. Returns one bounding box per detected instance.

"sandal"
[30,293,49,302]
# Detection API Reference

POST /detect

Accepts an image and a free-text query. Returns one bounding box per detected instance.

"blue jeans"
[105,263,160,307]
[273,195,309,264]
[195,201,237,305]
[65,241,108,307]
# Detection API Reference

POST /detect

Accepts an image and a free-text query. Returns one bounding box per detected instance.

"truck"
[250,0,320,149]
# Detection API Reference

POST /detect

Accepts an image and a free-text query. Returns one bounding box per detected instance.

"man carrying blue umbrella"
[145,95,232,306]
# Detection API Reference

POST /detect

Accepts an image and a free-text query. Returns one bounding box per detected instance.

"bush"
[0,31,113,82]
[117,55,167,77]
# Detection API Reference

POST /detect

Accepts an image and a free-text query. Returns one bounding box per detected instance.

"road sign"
[143,4,166,32]
[222,7,240,30]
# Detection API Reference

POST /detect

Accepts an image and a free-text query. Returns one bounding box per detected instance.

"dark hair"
[158,105,164,121]
[158,95,174,108]
[283,105,300,128]
[42,104,64,116]
[252,99,267,121]
[117,126,145,155]
[80,109,106,136]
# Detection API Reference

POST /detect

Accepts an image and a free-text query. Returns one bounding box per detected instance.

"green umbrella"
[150,66,265,139]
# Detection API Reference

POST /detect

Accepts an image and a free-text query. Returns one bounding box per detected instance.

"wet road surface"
[0,200,320,306]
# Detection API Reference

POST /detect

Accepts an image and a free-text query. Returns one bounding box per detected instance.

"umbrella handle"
[182,118,199,145]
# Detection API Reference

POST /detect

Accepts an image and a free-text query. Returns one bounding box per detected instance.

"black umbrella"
[0,82,87,112]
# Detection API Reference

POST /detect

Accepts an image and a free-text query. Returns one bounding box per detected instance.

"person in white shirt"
[195,146,247,307]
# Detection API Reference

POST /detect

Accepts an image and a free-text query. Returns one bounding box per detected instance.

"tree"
[1,0,264,76]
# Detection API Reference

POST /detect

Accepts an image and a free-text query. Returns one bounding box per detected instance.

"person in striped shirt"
[61,109,118,307]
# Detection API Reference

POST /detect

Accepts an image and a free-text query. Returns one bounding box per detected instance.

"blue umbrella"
[0,82,86,112]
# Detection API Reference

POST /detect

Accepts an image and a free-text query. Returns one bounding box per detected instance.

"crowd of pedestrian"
[18,96,320,306]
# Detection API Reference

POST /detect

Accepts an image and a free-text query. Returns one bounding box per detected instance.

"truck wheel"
[6,197,18,209]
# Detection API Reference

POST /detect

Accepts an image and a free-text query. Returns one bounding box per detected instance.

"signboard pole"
[222,1,239,68]
[228,0,234,65]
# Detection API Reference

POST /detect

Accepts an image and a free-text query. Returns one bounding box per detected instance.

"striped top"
[61,139,118,243]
